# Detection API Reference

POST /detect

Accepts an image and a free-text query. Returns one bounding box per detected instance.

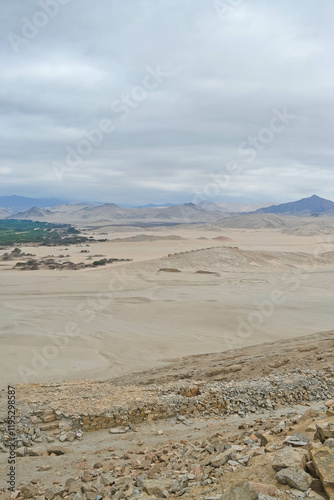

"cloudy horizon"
[1,0,334,205]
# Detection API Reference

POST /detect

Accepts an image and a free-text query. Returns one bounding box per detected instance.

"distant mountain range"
[5,201,225,225]
[0,195,63,213]
[253,195,334,216]
[1,194,334,225]
[135,203,178,208]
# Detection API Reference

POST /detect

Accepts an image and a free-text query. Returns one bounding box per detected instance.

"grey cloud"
[0,0,334,204]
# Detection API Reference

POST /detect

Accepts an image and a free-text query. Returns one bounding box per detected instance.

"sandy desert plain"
[1,210,334,387]
[1,206,334,498]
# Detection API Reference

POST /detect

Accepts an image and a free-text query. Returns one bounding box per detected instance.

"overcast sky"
[1,0,333,205]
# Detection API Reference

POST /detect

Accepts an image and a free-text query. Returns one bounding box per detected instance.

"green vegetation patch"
[0,219,87,247]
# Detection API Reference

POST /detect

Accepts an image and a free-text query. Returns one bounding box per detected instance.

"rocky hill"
[0,207,9,218]
[1,330,334,499]
[6,202,226,225]
[216,214,305,229]
[254,195,334,216]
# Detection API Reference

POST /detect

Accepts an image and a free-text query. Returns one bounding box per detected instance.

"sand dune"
[132,245,334,274]
[212,235,232,241]
[283,222,334,236]
[1,227,334,386]
[109,234,185,242]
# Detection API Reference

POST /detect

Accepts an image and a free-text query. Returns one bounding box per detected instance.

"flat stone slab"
[310,446,334,499]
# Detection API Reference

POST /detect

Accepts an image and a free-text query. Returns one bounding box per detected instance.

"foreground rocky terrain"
[1,331,334,499]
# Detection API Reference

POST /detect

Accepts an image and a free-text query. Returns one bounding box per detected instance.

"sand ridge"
[1,225,334,386]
